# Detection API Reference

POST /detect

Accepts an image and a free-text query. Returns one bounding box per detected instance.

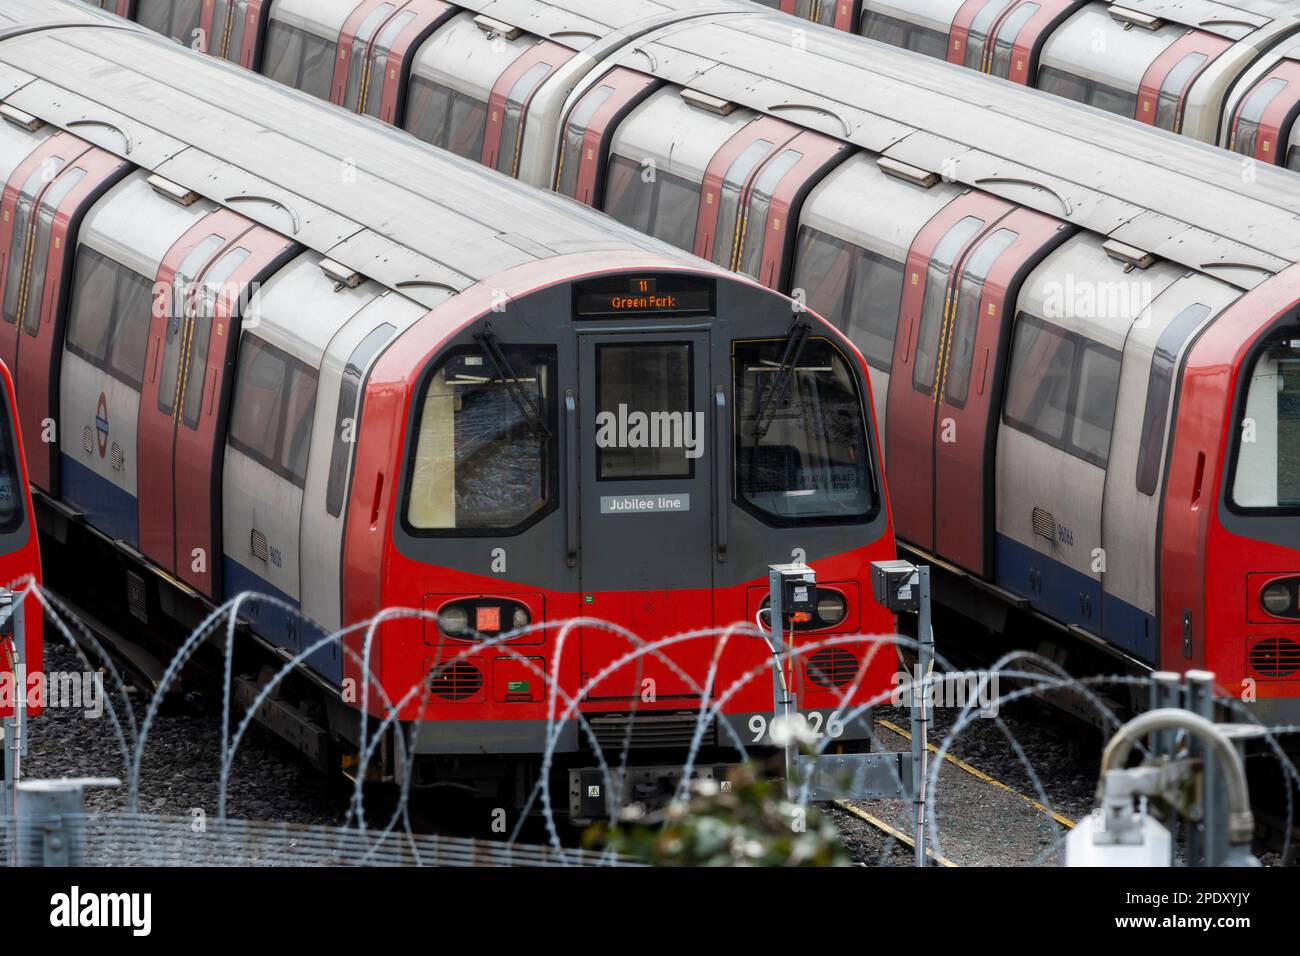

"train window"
[0,387,23,536]
[965,0,1014,69]
[946,228,1018,406]
[1069,344,1122,467]
[596,343,694,481]
[1003,314,1076,445]
[343,4,397,113]
[860,12,950,60]
[1231,334,1300,511]
[734,337,875,525]
[1231,77,1288,157]
[182,248,250,430]
[135,0,202,45]
[791,227,904,372]
[715,140,777,271]
[1156,53,1208,132]
[1288,145,1300,171]
[262,19,336,100]
[158,234,225,416]
[496,63,555,175]
[557,84,616,197]
[737,149,804,279]
[22,168,87,337]
[209,0,251,62]
[228,335,319,488]
[990,3,1038,78]
[64,246,154,390]
[913,216,985,395]
[1038,67,1138,119]
[326,324,396,518]
[1135,303,1212,496]
[405,76,489,160]
[361,11,418,118]
[3,161,60,327]
[406,346,556,534]
[604,156,701,252]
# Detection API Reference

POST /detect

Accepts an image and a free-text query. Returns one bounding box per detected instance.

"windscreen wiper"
[752,319,810,440]
[474,326,551,438]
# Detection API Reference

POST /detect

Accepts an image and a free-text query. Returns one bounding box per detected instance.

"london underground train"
[54,0,1300,724]
[78,0,1300,174]
[0,7,896,806]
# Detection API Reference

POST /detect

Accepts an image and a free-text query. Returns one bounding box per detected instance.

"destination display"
[574,275,714,318]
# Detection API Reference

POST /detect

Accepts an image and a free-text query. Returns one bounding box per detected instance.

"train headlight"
[1262,583,1295,616]
[439,606,470,636]
[512,606,530,631]
[816,592,848,627]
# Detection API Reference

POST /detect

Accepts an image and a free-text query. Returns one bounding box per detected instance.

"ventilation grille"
[82,425,93,453]
[1250,637,1300,678]
[1032,507,1056,541]
[110,442,124,471]
[428,661,483,701]
[805,648,860,689]
[126,570,147,624]
[250,529,268,562]
[590,712,714,750]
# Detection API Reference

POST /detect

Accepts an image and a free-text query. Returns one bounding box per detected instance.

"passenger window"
[714,139,776,271]
[965,0,1013,69]
[734,337,875,524]
[914,216,985,395]
[1070,344,1122,467]
[135,0,202,44]
[326,324,396,517]
[1155,53,1208,132]
[1003,314,1076,445]
[0,386,23,536]
[405,76,489,160]
[596,343,694,480]
[181,248,250,429]
[1232,77,1288,157]
[405,346,556,533]
[860,12,949,60]
[497,63,554,175]
[3,162,60,327]
[991,3,1039,77]
[343,5,396,113]
[228,335,319,488]
[263,20,336,100]
[1038,67,1137,118]
[65,246,155,390]
[23,168,87,337]
[603,155,701,252]
[158,234,225,416]
[945,228,1017,406]
[1231,331,1300,510]
[791,227,904,372]
[363,11,417,118]
[557,84,616,197]
[737,149,804,279]
[1135,303,1211,495]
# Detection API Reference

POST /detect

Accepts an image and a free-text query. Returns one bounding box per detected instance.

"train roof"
[596,7,1300,290]
[0,9,701,308]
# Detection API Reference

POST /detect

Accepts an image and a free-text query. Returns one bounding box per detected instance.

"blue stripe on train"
[59,453,138,546]
[222,557,340,683]
[994,533,1157,663]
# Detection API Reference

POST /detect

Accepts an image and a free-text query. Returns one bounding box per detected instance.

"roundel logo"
[95,392,109,458]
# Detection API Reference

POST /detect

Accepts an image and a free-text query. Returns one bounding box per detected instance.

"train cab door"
[930,211,1069,576]
[884,193,1012,552]
[576,328,716,703]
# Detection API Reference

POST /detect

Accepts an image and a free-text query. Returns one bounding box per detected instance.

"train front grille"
[1249,637,1300,679]
[589,712,716,750]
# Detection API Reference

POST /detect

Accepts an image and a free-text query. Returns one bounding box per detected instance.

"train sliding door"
[576,329,715,702]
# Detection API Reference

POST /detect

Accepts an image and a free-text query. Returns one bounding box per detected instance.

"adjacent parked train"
[0,2,897,807]
[59,0,1300,722]
[757,0,1300,172]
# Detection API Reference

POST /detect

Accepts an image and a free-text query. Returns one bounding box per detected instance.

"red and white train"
[57,0,1300,723]
[760,0,1300,173]
[0,359,41,721]
[0,2,897,808]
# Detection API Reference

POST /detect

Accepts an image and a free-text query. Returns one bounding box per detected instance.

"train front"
[342,261,897,813]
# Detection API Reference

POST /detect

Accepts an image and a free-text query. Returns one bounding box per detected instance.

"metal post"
[1185,670,1222,866]
[1,717,12,818]
[765,567,797,801]
[912,567,934,867]
[15,779,119,866]
[1150,672,1181,757]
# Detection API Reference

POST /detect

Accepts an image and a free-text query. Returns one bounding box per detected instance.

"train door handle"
[714,385,728,563]
[564,389,578,568]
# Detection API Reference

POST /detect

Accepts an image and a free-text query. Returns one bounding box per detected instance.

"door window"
[596,343,696,480]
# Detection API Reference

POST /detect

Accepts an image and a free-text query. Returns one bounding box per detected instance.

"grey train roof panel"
[0,16,687,305]
[608,9,1300,287]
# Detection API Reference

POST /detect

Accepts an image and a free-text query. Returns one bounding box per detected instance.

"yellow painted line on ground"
[833,800,957,867]
[875,718,1076,829]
